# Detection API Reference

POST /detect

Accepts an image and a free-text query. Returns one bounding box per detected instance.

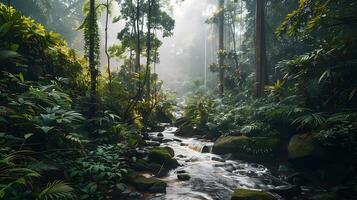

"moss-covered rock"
[311,192,337,200]
[177,173,191,181]
[132,176,167,193]
[268,185,301,199]
[176,122,202,137]
[231,189,276,200]
[148,147,179,169]
[212,136,280,162]
[288,133,330,167]
[131,159,162,172]
[163,146,175,157]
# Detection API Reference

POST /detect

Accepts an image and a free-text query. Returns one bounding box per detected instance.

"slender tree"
[218,0,225,97]
[89,0,96,98]
[255,0,266,97]
[145,0,152,101]
[105,0,112,92]
[135,0,141,74]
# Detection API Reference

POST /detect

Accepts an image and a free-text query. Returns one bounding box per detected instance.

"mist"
[98,0,219,94]
[156,0,218,93]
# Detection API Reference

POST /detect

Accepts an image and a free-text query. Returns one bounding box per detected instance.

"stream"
[144,127,286,200]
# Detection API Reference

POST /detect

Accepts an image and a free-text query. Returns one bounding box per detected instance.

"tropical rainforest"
[0,0,357,200]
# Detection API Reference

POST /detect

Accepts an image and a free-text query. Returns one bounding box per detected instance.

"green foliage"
[0,149,76,200]
[0,3,87,89]
[37,180,76,200]
[2,0,84,42]
[276,0,357,111]
[68,145,128,200]
[0,71,86,148]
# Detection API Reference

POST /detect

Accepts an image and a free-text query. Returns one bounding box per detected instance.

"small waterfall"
[188,142,213,153]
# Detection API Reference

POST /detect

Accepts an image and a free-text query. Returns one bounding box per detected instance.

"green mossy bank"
[231,189,276,200]
[212,136,280,162]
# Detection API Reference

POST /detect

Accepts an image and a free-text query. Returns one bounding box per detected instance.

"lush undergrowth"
[0,4,174,200]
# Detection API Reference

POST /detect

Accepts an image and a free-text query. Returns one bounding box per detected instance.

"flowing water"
[145,127,285,200]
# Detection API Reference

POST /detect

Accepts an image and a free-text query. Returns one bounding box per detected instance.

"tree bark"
[255,0,266,97]
[218,0,225,97]
[105,0,112,93]
[135,0,141,73]
[145,0,152,101]
[229,11,239,71]
[89,0,97,101]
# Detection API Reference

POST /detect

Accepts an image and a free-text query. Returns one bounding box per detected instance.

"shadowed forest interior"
[1,0,357,200]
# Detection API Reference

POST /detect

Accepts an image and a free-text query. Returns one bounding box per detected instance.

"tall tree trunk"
[135,0,141,73]
[145,0,152,101]
[229,12,239,71]
[218,0,225,97]
[105,0,112,93]
[255,0,266,97]
[89,0,97,101]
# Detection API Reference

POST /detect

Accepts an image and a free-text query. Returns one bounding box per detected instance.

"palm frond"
[37,180,76,200]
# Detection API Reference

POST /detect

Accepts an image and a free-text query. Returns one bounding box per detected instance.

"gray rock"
[177,169,187,174]
[201,145,211,153]
[212,157,225,162]
[177,173,191,181]
[268,185,301,199]
[151,136,163,142]
[173,138,182,142]
[162,138,173,143]
[146,140,160,147]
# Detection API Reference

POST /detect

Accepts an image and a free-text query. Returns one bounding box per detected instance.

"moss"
[131,158,164,173]
[213,136,279,161]
[163,146,175,157]
[288,133,327,160]
[133,176,167,193]
[231,189,276,200]
[176,122,203,136]
[148,147,179,170]
[288,133,316,159]
[177,173,190,181]
[149,147,173,163]
[311,192,337,200]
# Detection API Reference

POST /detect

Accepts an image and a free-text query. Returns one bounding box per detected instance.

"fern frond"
[37,180,76,200]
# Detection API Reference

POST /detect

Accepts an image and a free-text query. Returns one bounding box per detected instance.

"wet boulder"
[145,140,161,147]
[173,138,182,142]
[211,156,225,162]
[231,189,276,200]
[288,133,329,167]
[135,149,148,158]
[163,146,175,157]
[268,185,301,199]
[311,192,337,200]
[177,173,191,181]
[174,117,188,127]
[287,172,311,186]
[148,147,179,169]
[176,122,202,137]
[132,176,167,193]
[131,159,162,173]
[201,145,212,153]
[152,126,166,132]
[150,136,163,142]
[162,138,173,143]
[213,136,280,162]
[142,132,150,140]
